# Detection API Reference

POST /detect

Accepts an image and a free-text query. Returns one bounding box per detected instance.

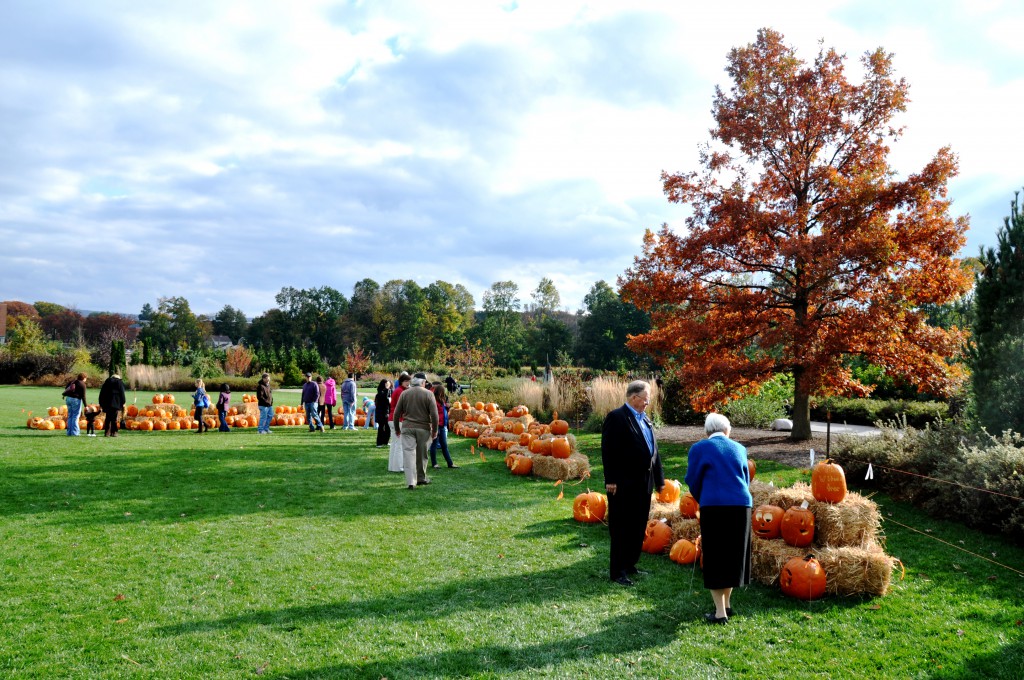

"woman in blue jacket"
[684,413,752,624]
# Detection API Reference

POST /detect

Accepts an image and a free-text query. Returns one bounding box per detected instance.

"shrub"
[0,351,77,384]
[810,397,948,428]
[659,375,705,425]
[282,361,304,387]
[833,421,1024,543]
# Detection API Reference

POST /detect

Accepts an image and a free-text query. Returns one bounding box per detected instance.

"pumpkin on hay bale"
[752,537,895,597]
[642,519,673,554]
[649,500,681,523]
[764,482,882,548]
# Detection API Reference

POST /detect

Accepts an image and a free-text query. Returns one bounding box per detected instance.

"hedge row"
[811,398,948,428]
[834,422,1024,544]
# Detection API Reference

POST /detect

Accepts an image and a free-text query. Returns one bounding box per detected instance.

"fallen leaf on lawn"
[113,594,125,602]
[255,661,269,675]
[553,480,563,487]
[124,512,132,516]
[991,552,998,558]
[956,629,965,637]
[115,618,129,624]
[868,604,881,610]
[498,553,504,558]
[924,529,932,533]
[121,654,141,666]
[952,564,961,571]
[918,573,930,580]
[579,542,589,548]
[1016,620,1022,626]
[556,489,563,501]
[803,613,813,620]
[988,575,997,581]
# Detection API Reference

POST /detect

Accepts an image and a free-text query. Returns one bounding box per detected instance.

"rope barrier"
[883,515,1024,578]
[841,457,1024,503]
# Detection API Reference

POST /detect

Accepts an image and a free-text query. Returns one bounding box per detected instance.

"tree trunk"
[790,371,812,441]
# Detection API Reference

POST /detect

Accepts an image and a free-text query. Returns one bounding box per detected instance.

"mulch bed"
[656,425,834,469]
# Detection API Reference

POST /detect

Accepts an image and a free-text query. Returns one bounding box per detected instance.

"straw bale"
[814,544,894,597]
[532,452,590,481]
[749,480,777,508]
[812,493,883,549]
[751,537,805,587]
[650,500,681,523]
[449,408,470,424]
[766,481,815,508]
[669,517,701,543]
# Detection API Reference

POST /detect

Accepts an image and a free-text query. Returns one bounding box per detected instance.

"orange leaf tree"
[620,29,971,440]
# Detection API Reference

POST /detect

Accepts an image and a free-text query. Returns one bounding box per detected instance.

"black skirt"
[700,505,752,590]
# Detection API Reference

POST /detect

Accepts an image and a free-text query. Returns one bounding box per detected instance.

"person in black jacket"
[98,373,126,437]
[374,379,392,447]
[601,380,664,586]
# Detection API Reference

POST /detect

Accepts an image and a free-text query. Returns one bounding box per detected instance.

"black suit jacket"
[601,404,664,496]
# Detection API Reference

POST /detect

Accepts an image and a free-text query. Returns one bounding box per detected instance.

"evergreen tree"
[972,190,1024,433]
[109,340,126,377]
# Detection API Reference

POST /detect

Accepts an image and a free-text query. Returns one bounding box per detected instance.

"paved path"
[809,421,881,436]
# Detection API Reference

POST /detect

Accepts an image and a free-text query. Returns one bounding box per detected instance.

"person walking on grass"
[192,379,210,433]
[387,373,410,471]
[429,383,457,469]
[63,372,88,436]
[300,373,325,432]
[341,373,357,430]
[393,373,438,490]
[256,373,274,434]
[375,379,392,448]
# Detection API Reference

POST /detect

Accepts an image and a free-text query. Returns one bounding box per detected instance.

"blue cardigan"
[684,435,752,507]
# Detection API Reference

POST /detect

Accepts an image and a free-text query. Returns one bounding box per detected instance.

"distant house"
[208,335,234,349]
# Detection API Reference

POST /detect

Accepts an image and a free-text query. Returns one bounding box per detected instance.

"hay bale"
[814,544,894,597]
[812,493,883,548]
[751,537,805,587]
[449,408,470,424]
[532,452,590,481]
[669,516,701,543]
[766,481,815,508]
[749,480,777,508]
[650,500,680,523]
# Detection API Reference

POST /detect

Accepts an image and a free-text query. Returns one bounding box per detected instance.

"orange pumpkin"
[550,436,572,459]
[781,505,815,548]
[152,394,164,404]
[511,421,525,435]
[780,554,827,600]
[474,402,485,411]
[678,493,699,519]
[549,412,569,436]
[167,420,181,431]
[47,406,58,417]
[529,438,552,456]
[573,491,608,523]
[484,402,497,413]
[153,420,167,431]
[164,394,176,404]
[656,479,681,504]
[747,458,756,480]
[138,420,153,431]
[642,519,673,554]
[753,504,784,540]
[510,454,533,476]
[127,405,139,417]
[811,459,847,503]
[669,538,699,565]
[518,432,533,446]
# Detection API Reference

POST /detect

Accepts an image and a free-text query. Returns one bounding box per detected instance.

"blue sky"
[2,0,1022,318]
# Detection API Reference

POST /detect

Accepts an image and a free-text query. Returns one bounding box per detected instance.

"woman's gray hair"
[411,377,426,387]
[626,380,650,398]
[704,412,732,435]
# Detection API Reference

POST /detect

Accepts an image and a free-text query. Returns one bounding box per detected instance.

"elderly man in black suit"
[602,380,664,586]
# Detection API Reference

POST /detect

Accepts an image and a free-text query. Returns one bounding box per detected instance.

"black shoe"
[704,613,728,625]
[726,607,734,617]
[417,479,431,486]
[407,485,415,490]
[612,576,634,586]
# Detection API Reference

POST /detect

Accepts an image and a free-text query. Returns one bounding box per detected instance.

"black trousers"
[607,488,651,579]
[103,408,121,436]
[321,404,334,428]
[376,418,391,446]
[194,406,207,432]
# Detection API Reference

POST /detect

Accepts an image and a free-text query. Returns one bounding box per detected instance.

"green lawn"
[1,385,1022,679]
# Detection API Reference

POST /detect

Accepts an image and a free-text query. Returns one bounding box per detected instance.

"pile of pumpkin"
[573,459,897,599]
[25,403,100,430]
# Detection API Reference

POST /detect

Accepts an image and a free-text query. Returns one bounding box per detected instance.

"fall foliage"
[620,29,971,439]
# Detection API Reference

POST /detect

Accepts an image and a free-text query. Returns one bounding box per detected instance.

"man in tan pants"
[393,373,439,489]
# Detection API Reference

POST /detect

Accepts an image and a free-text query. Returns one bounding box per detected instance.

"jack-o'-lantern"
[656,479,681,504]
[811,459,847,503]
[573,491,608,523]
[781,504,815,548]
[669,538,699,565]
[641,519,672,554]
[679,493,699,519]
[780,554,827,600]
[753,504,784,540]
[510,454,532,476]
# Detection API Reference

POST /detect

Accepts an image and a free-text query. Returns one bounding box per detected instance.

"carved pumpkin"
[641,519,673,553]
[127,405,139,417]
[669,538,699,565]
[549,412,569,436]
[43,420,56,430]
[811,459,848,503]
[573,491,608,523]
[510,454,533,476]
[529,438,552,456]
[656,479,681,504]
[164,394,176,404]
[678,493,699,519]
[781,505,815,548]
[753,504,784,540]
[551,436,572,459]
[780,554,827,600]
[152,394,164,404]
[47,406,58,417]
[511,421,525,435]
